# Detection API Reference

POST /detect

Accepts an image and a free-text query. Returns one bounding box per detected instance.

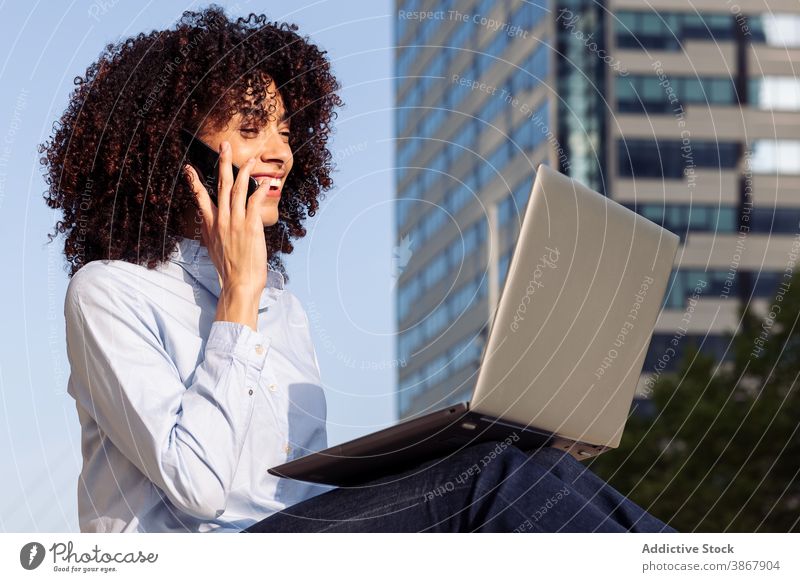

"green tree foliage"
[588,273,800,532]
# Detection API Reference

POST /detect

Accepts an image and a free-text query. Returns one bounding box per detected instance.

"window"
[429,148,448,174]
[509,101,550,154]
[643,333,731,372]
[622,203,738,240]
[453,119,477,152]
[750,13,800,48]
[462,222,479,257]
[424,303,449,338]
[396,106,411,137]
[694,142,740,167]
[750,140,800,174]
[753,272,782,296]
[477,158,494,190]
[488,141,510,175]
[449,278,477,320]
[484,31,508,62]
[617,12,637,37]
[397,45,418,81]
[660,268,786,311]
[477,272,488,299]
[751,208,800,232]
[749,77,800,111]
[417,15,437,47]
[423,210,446,241]
[450,21,471,49]
[709,78,734,103]
[421,352,449,393]
[616,75,737,114]
[497,194,515,226]
[396,198,417,230]
[449,332,482,374]
[397,273,422,321]
[463,219,487,256]
[446,235,462,269]
[477,51,494,76]
[420,107,447,139]
[428,52,447,79]
[395,0,417,42]
[397,138,416,168]
[616,11,734,50]
[640,13,662,37]
[463,169,478,194]
[618,139,740,178]
[398,325,423,362]
[522,44,548,91]
[663,269,728,309]
[513,177,531,209]
[419,250,447,291]
[477,0,494,23]
[444,186,471,216]
[480,90,504,125]
[512,1,546,33]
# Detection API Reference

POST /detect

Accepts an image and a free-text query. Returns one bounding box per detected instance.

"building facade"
[394,0,800,419]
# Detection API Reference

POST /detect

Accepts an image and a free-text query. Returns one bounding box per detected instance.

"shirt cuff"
[205,320,271,370]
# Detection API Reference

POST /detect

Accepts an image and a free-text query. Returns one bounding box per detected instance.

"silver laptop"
[269,163,680,487]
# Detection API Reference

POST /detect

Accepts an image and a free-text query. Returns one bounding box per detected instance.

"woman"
[41,5,675,533]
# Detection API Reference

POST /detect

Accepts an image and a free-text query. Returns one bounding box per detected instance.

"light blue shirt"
[65,236,333,532]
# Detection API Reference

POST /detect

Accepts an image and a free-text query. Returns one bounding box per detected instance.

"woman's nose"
[260,132,292,167]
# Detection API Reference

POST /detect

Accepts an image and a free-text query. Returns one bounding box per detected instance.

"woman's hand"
[184,140,272,330]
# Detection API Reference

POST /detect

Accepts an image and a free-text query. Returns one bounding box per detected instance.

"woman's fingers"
[185,136,269,296]
[245,176,272,231]
[184,163,216,232]
[217,140,233,227]
[231,157,255,225]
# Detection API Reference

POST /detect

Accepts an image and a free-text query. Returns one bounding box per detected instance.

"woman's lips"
[256,176,282,197]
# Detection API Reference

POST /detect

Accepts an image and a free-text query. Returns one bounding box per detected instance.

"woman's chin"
[261,207,280,227]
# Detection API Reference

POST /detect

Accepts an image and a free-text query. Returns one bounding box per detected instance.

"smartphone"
[180,127,259,207]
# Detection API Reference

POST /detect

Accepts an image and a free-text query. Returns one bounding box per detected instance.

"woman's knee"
[441,439,531,487]
[385,438,538,498]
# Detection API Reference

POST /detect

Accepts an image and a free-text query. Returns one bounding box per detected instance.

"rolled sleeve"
[205,321,271,385]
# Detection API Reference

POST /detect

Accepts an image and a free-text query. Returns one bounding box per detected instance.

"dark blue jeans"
[242,440,677,533]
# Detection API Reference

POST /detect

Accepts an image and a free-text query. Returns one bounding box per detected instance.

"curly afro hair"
[39,3,344,283]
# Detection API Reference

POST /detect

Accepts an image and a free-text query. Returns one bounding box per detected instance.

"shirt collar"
[168,236,285,311]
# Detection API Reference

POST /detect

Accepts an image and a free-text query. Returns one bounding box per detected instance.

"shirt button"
[255,344,265,355]
[248,388,254,396]
[269,383,278,392]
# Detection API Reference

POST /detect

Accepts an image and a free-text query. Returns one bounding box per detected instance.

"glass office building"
[610,0,800,394]
[394,0,800,419]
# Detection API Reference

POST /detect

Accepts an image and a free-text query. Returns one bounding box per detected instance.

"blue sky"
[0,0,396,532]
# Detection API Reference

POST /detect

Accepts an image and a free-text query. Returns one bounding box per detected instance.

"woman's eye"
[240,128,258,135]
[280,131,291,138]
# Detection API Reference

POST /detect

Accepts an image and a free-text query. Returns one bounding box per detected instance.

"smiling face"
[183,76,293,234]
